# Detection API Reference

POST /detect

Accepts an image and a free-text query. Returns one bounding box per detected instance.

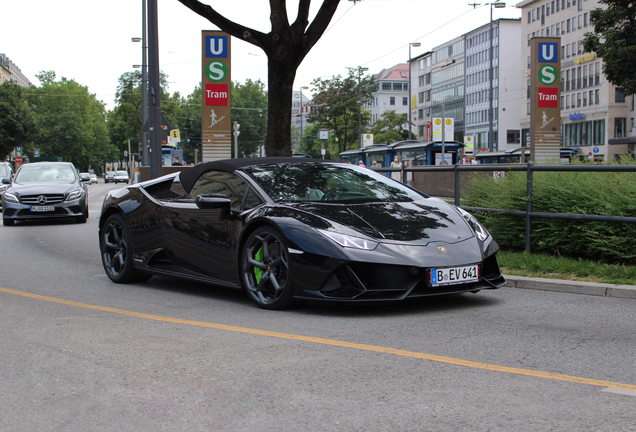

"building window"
[595,62,600,85]
[577,67,581,89]
[584,12,588,27]
[589,90,594,106]
[615,118,627,138]
[393,83,403,91]
[382,82,391,90]
[616,87,626,103]
[403,97,408,106]
[566,94,571,109]
[507,130,520,144]
[595,89,600,104]
[583,65,588,87]
[556,23,560,36]
[583,91,587,106]
[561,95,565,109]
[577,92,581,107]
[390,97,395,106]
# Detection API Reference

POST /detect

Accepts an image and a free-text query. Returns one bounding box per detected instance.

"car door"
[161,170,249,283]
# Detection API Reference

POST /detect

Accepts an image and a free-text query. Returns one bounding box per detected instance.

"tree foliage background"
[583,0,636,95]
[369,110,409,145]
[0,81,39,160]
[307,71,375,156]
[24,71,115,171]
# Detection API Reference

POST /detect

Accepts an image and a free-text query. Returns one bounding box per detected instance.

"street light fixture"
[408,42,421,140]
[347,66,369,149]
[299,86,309,153]
[488,1,506,152]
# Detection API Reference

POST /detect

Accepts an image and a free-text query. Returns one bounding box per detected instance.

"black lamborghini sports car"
[98,158,505,309]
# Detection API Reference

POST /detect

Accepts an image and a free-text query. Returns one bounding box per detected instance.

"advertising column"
[201,31,232,161]
[530,38,561,163]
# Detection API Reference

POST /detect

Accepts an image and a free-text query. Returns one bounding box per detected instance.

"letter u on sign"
[206,36,228,58]
[538,42,558,63]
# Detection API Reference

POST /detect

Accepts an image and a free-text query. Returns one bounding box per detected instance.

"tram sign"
[530,38,561,163]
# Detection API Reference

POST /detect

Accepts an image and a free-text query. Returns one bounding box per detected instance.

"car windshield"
[15,165,76,183]
[116,171,128,176]
[243,163,423,203]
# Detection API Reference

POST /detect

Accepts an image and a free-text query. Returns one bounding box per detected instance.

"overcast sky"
[2,0,521,110]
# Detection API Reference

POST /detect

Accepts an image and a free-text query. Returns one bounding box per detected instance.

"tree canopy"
[369,110,409,145]
[582,0,636,95]
[231,79,268,157]
[177,0,342,157]
[307,71,375,155]
[24,71,115,171]
[0,81,39,160]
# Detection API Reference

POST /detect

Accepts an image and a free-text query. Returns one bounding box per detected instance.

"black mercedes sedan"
[2,162,90,226]
[98,158,505,309]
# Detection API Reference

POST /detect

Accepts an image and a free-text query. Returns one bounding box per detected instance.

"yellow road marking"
[2,285,635,392]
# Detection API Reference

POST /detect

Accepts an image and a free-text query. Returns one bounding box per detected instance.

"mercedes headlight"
[0,184,8,193]
[66,190,83,201]
[457,207,489,242]
[4,192,18,203]
[318,229,378,251]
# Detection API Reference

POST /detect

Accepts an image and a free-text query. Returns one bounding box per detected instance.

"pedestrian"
[172,156,182,166]
[390,155,402,181]
[371,160,378,168]
[358,160,366,168]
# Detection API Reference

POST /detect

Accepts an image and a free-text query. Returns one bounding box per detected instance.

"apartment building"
[516,0,634,161]
[0,54,32,88]
[366,63,410,125]
[464,19,522,152]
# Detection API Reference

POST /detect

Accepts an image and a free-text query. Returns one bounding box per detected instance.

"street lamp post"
[488,1,506,152]
[132,0,148,167]
[347,66,369,149]
[299,86,308,153]
[408,42,421,140]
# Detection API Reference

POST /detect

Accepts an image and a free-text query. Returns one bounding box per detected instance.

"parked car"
[98,157,505,309]
[89,173,98,184]
[104,171,115,183]
[0,162,15,211]
[113,170,130,184]
[2,162,90,225]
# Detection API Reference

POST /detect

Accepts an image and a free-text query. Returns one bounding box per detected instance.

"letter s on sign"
[206,60,228,82]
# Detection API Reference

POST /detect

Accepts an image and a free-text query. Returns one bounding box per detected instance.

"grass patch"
[497,249,636,286]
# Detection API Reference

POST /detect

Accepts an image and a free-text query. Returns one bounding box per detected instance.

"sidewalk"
[503,274,636,299]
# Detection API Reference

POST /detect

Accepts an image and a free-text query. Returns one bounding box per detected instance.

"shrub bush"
[464,159,636,263]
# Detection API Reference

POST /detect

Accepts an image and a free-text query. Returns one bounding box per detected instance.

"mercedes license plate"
[30,206,55,212]
[430,265,479,287]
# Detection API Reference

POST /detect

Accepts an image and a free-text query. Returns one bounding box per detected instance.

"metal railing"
[374,162,636,253]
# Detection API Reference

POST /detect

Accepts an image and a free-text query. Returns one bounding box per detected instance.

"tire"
[3,218,14,226]
[241,226,295,309]
[101,213,151,283]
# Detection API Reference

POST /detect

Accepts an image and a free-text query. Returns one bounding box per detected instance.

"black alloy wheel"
[241,226,294,309]
[101,213,150,283]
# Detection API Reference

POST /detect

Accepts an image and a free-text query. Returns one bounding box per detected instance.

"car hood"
[8,182,78,196]
[292,199,474,245]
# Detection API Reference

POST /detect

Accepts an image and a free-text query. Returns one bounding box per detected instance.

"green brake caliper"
[254,247,264,284]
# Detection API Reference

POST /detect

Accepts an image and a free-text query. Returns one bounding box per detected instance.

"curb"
[503,274,636,300]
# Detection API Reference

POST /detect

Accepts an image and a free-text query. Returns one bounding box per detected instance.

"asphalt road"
[1,181,635,432]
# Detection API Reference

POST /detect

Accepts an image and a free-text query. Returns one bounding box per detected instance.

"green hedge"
[464,160,636,263]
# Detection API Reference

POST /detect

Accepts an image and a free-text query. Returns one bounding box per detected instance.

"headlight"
[457,207,489,242]
[318,229,378,251]
[66,190,83,201]
[0,184,7,193]
[4,192,18,203]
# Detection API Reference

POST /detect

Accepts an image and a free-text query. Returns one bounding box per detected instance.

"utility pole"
[147,0,162,179]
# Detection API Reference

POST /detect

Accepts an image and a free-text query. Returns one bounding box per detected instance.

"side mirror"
[80,174,91,182]
[1,178,10,185]
[195,194,232,218]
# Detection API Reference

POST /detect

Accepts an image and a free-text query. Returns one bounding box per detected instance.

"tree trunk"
[266,59,297,157]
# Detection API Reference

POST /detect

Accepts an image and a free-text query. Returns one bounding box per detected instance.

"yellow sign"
[170,129,180,139]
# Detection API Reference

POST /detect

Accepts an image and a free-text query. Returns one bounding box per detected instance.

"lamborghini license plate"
[430,265,479,287]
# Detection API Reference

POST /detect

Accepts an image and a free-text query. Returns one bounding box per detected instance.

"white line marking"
[602,388,636,397]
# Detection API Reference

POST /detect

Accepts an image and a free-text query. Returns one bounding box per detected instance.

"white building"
[516,0,634,161]
[464,18,522,153]
[0,54,32,88]
[366,63,410,125]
